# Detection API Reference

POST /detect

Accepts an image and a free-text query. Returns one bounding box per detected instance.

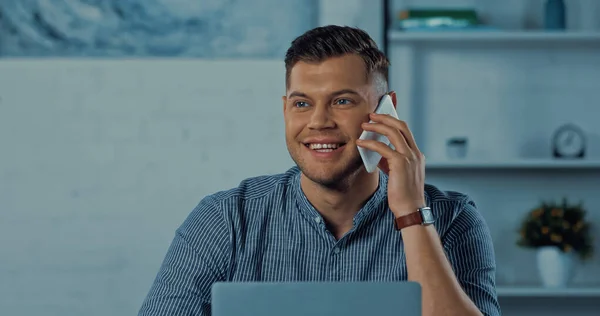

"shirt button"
[333,247,341,254]
[314,217,321,223]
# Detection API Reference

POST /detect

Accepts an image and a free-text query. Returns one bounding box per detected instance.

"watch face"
[420,207,435,224]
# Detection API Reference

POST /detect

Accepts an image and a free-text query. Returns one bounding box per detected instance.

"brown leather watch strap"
[394,211,423,230]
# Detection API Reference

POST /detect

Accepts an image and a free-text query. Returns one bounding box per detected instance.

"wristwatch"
[394,207,435,230]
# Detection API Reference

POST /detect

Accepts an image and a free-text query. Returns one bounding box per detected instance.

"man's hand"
[356,112,487,316]
[356,112,426,216]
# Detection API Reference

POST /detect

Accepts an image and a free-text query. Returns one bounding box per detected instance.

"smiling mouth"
[304,143,347,152]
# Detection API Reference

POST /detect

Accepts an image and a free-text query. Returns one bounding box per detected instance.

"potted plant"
[516,198,593,287]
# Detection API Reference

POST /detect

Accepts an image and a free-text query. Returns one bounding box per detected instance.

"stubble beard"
[289,144,365,191]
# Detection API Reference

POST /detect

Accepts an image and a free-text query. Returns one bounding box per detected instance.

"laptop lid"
[211,281,421,316]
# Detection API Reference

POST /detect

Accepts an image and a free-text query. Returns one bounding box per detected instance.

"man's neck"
[300,169,380,239]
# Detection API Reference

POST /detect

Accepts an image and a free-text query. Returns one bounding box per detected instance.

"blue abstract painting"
[0,0,318,58]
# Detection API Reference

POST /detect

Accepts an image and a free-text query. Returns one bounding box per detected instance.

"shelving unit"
[386,25,600,315]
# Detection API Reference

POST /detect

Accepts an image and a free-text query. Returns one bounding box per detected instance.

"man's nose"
[307,104,336,130]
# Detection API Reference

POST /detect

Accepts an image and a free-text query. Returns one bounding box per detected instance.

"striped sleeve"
[138,195,231,316]
[442,197,502,316]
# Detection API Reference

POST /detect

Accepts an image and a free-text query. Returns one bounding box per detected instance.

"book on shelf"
[394,8,493,31]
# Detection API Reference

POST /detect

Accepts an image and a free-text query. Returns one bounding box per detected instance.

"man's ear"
[388,91,397,109]
[282,96,287,116]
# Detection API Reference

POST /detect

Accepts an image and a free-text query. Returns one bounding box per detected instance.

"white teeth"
[309,143,340,150]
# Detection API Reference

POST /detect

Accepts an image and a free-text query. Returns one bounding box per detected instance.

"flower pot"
[536,246,576,287]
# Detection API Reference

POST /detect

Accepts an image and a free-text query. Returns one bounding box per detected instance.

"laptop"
[211,281,421,316]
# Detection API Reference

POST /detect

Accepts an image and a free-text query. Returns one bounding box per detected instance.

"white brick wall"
[0,60,293,316]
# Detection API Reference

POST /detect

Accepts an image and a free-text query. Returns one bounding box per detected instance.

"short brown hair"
[284,25,390,89]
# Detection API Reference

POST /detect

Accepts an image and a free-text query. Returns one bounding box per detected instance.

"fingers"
[368,113,420,152]
[360,121,412,156]
[356,138,399,161]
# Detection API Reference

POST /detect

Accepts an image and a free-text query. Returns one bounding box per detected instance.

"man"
[138,25,500,316]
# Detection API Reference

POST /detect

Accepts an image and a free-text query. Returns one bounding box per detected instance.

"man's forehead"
[288,55,371,92]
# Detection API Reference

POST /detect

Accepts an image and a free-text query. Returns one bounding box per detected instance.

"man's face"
[282,54,382,188]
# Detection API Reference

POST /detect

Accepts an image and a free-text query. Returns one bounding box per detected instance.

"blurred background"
[1,0,599,315]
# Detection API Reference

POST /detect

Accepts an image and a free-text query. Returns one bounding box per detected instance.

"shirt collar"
[290,167,389,228]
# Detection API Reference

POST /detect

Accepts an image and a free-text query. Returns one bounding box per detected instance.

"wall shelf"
[388,30,600,44]
[426,159,600,170]
[497,286,600,298]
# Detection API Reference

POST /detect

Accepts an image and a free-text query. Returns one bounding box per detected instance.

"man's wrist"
[392,203,435,231]
[390,202,426,218]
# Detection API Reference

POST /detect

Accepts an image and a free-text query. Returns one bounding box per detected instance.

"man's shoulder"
[424,183,481,229]
[424,183,473,206]
[208,166,299,203]
[181,167,300,232]
[177,167,299,243]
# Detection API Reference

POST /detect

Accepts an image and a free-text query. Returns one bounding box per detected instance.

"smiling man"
[138,25,501,316]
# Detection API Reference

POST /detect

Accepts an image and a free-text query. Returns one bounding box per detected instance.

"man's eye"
[295,101,309,108]
[335,99,351,105]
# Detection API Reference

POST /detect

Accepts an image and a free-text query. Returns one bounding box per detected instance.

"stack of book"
[395,8,490,31]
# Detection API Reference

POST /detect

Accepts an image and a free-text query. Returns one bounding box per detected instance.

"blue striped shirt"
[138,166,500,315]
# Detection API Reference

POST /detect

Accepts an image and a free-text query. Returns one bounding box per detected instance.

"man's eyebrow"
[287,89,361,99]
[288,91,308,98]
[329,89,361,98]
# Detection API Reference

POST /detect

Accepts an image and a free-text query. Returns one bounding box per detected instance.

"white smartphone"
[357,94,399,173]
